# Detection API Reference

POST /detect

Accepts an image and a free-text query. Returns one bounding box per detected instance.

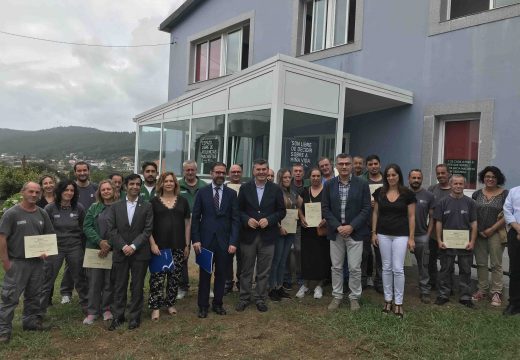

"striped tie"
[214,186,220,211]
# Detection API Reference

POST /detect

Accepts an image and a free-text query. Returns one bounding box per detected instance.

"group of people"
[1,154,520,343]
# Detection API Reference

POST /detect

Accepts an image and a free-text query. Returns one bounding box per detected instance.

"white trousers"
[378,234,408,305]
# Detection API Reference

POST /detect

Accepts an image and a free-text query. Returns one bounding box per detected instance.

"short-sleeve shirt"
[374,188,416,236]
[0,204,54,259]
[151,196,191,250]
[77,183,98,210]
[414,188,435,236]
[472,189,508,232]
[44,203,85,248]
[433,195,477,230]
[427,184,451,209]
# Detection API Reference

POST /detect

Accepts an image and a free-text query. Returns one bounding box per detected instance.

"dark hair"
[276,168,291,188]
[408,168,423,177]
[211,162,227,171]
[292,163,304,169]
[73,161,90,171]
[308,166,322,177]
[353,155,365,161]
[366,154,380,163]
[253,158,269,167]
[435,163,449,172]
[125,173,142,186]
[39,174,56,187]
[109,173,123,181]
[55,180,79,208]
[141,161,157,173]
[478,166,506,186]
[318,157,330,165]
[335,153,352,162]
[380,163,408,197]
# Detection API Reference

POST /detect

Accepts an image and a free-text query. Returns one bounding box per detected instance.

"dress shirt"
[212,183,222,208]
[255,180,266,205]
[338,174,352,224]
[504,186,520,225]
[126,197,137,225]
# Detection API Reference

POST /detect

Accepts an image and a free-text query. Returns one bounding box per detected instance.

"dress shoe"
[459,299,475,309]
[256,302,268,312]
[503,305,520,316]
[198,307,208,318]
[23,320,50,332]
[128,320,140,330]
[108,319,123,331]
[212,305,227,315]
[434,297,449,306]
[268,289,281,302]
[277,288,292,299]
[235,301,250,312]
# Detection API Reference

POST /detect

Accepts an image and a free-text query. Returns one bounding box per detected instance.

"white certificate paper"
[83,248,113,269]
[226,183,241,194]
[281,209,298,234]
[304,202,322,227]
[369,184,383,200]
[24,234,58,258]
[442,229,469,249]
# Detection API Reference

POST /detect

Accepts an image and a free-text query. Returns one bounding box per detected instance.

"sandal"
[382,301,392,314]
[168,306,177,315]
[151,309,160,321]
[394,304,404,319]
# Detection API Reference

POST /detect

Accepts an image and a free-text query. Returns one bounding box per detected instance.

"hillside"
[0,126,136,160]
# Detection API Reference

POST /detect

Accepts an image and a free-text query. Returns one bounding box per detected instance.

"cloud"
[0,0,185,131]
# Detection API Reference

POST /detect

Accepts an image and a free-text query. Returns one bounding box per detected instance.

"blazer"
[321,175,371,241]
[107,197,153,262]
[238,179,286,244]
[191,183,240,251]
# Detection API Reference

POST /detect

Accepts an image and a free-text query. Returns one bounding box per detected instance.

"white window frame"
[446,0,520,20]
[193,26,245,83]
[306,0,350,54]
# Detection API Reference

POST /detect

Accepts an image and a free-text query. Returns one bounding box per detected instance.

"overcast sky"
[0,0,185,132]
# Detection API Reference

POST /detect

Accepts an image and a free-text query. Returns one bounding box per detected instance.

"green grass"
[1,266,519,359]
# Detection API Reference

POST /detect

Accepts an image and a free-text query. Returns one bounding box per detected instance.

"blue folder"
[196,247,214,274]
[149,249,174,273]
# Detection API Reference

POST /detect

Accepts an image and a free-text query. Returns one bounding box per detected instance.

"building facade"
[134,0,520,188]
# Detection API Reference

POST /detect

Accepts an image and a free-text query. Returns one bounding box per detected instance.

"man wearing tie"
[191,162,240,318]
[236,159,286,312]
[107,174,153,330]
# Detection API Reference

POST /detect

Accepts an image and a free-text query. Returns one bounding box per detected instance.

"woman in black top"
[37,175,56,208]
[149,172,191,320]
[371,164,416,318]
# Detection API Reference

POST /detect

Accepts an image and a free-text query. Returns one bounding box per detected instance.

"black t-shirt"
[151,196,190,250]
[374,187,416,236]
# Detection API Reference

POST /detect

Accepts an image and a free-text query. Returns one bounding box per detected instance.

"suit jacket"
[321,175,371,241]
[238,179,286,243]
[107,197,153,262]
[191,183,240,251]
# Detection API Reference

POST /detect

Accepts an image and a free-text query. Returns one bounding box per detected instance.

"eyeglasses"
[484,176,496,180]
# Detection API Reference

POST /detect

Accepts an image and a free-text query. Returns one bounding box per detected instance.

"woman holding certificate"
[297,167,330,299]
[471,166,508,307]
[371,164,416,318]
[149,172,191,320]
[42,180,89,314]
[82,179,117,325]
[268,169,302,301]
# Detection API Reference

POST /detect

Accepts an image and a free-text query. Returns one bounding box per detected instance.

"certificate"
[83,248,113,269]
[304,202,322,227]
[226,183,241,194]
[369,184,383,200]
[24,234,58,258]
[281,209,298,234]
[442,229,469,249]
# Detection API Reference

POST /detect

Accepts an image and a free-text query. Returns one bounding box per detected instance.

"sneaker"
[434,297,449,306]
[268,289,281,302]
[471,290,486,302]
[490,292,502,307]
[313,286,323,299]
[82,315,97,325]
[420,294,431,304]
[350,299,360,311]
[296,285,309,299]
[103,311,113,321]
[277,288,292,299]
[61,295,71,304]
[459,299,475,309]
[176,289,187,300]
[328,298,341,311]
[367,277,374,287]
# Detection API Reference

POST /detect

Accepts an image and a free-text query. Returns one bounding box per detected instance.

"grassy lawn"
[0,266,519,359]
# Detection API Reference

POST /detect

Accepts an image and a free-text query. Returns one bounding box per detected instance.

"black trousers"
[508,228,520,308]
[111,257,148,323]
[198,238,230,309]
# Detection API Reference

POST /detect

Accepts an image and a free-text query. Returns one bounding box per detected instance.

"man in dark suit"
[107,174,153,330]
[192,162,240,318]
[322,153,371,311]
[235,159,286,312]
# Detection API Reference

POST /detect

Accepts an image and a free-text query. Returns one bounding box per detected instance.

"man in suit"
[107,174,153,330]
[192,162,240,318]
[235,159,286,312]
[322,153,371,311]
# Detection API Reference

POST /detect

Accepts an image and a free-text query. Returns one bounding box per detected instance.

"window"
[162,120,189,175]
[138,124,161,166]
[193,24,250,83]
[446,0,520,20]
[302,0,356,54]
[191,115,225,174]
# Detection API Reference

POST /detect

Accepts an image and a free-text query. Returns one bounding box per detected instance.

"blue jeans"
[269,234,295,288]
